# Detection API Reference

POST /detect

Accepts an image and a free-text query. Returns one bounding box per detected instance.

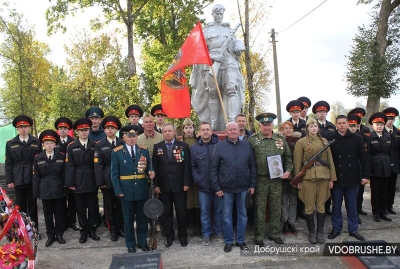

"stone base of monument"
[109,251,162,269]
[213,131,227,141]
[340,240,400,269]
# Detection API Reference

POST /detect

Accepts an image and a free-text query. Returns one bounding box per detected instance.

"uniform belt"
[313,161,323,166]
[120,174,146,180]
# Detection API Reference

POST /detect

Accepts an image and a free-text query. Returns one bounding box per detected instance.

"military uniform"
[94,116,124,241]
[111,142,151,251]
[54,117,77,230]
[248,113,293,243]
[86,107,106,142]
[5,115,41,231]
[151,104,167,133]
[286,100,307,137]
[32,130,66,246]
[65,118,100,242]
[137,132,164,157]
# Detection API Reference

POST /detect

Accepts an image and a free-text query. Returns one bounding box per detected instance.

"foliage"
[329,100,347,122]
[0,4,51,134]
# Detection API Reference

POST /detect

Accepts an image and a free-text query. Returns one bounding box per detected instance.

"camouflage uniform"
[248,132,293,241]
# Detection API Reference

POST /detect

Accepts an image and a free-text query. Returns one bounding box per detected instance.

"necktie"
[83,143,86,149]
[294,123,298,129]
[112,140,115,148]
[166,142,172,148]
[62,140,65,144]
[131,146,135,161]
[22,140,26,144]
[49,155,52,161]
[389,130,393,134]
[159,128,162,132]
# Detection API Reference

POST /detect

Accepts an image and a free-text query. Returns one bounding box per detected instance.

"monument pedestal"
[213,131,227,141]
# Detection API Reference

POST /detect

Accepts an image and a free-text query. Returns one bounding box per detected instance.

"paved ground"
[29,184,400,269]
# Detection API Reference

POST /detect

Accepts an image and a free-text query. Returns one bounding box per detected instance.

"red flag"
[161,22,212,118]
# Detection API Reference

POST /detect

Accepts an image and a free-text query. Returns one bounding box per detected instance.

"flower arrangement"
[0,188,38,269]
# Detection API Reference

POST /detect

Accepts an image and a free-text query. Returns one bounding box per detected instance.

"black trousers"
[64,188,77,225]
[15,187,38,230]
[370,176,389,215]
[42,198,65,238]
[387,172,398,207]
[101,188,123,233]
[74,192,98,235]
[357,183,365,212]
[160,190,187,238]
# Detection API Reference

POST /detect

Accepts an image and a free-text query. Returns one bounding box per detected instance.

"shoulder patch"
[114,145,123,152]
[68,141,74,145]
[35,153,40,157]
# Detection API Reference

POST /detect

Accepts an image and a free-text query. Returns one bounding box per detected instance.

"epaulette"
[34,153,40,157]
[96,140,101,144]
[113,145,123,152]
[274,133,284,139]
[249,133,257,138]
[138,145,147,150]
[68,141,74,145]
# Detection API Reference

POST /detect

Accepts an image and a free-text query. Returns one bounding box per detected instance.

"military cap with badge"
[312,101,330,114]
[102,116,122,130]
[297,96,311,108]
[256,112,277,124]
[55,117,73,130]
[39,130,60,144]
[73,118,92,130]
[348,107,366,119]
[151,104,167,117]
[382,107,399,119]
[85,107,104,118]
[368,112,388,125]
[119,125,139,138]
[13,115,33,127]
[286,100,304,112]
[347,114,361,126]
[125,105,143,118]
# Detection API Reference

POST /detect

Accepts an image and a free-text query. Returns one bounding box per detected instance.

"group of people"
[5,98,399,254]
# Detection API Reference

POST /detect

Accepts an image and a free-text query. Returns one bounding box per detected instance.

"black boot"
[316,213,325,244]
[194,208,202,236]
[187,209,195,236]
[305,214,317,244]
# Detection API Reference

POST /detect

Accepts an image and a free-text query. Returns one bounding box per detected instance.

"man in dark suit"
[153,123,192,247]
[111,125,153,253]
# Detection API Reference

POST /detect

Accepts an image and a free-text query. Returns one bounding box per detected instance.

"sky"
[2,0,400,121]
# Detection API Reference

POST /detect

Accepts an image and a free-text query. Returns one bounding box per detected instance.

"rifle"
[290,139,335,188]
[208,23,241,76]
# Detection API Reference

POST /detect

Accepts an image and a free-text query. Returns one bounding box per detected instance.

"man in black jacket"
[65,118,100,244]
[327,115,370,241]
[153,123,192,248]
[5,115,41,234]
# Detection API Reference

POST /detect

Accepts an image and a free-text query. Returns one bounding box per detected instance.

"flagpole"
[209,66,229,126]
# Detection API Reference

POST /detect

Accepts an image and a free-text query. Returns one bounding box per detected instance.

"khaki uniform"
[293,135,337,214]
[137,132,164,157]
[248,132,293,240]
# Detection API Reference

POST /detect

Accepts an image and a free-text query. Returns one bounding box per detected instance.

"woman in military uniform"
[365,112,392,222]
[293,119,336,244]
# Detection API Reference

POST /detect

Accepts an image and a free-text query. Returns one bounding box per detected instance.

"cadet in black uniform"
[347,109,370,218]
[382,107,400,215]
[286,100,307,137]
[151,104,167,133]
[33,130,66,247]
[366,112,392,222]
[65,118,100,243]
[94,116,125,241]
[54,117,79,231]
[86,107,106,142]
[312,101,336,215]
[125,104,144,135]
[5,115,41,234]
[297,96,311,122]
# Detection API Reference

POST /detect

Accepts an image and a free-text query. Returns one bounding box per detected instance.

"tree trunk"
[127,23,136,78]
[243,0,256,132]
[365,0,392,124]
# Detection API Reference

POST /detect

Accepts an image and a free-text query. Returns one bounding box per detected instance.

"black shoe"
[282,221,289,235]
[179,236,188,247]
[138,245,150,252]
[165,237,174,247]
[224,243,233,252]
[325,208,332,215]
[373,215,381,222]
[287,222,297,235]
[71,223,80,231]
[380,214,392,221]
[349,231,365,241]
[269,237,284,244]
[388,207,397,215]
[358,216,362,224]
[359,209,367,215]
[79,234,88,244]
[255,240,264,247]
[235,242,249,251]
[118,230,125,237]
[128,247,136,253]
[328,230,340,240]
[45,236,55,247]
[110,231,118,242]
[89,232,100,241]
[56,235,66,244]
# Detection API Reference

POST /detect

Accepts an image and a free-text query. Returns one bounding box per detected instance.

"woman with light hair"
[293,118,336,244]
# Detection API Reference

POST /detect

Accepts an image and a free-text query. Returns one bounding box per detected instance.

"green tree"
[0,4,52,135]
[346,0,400,124]
[329,100,347,122]
[46,0,151,78]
